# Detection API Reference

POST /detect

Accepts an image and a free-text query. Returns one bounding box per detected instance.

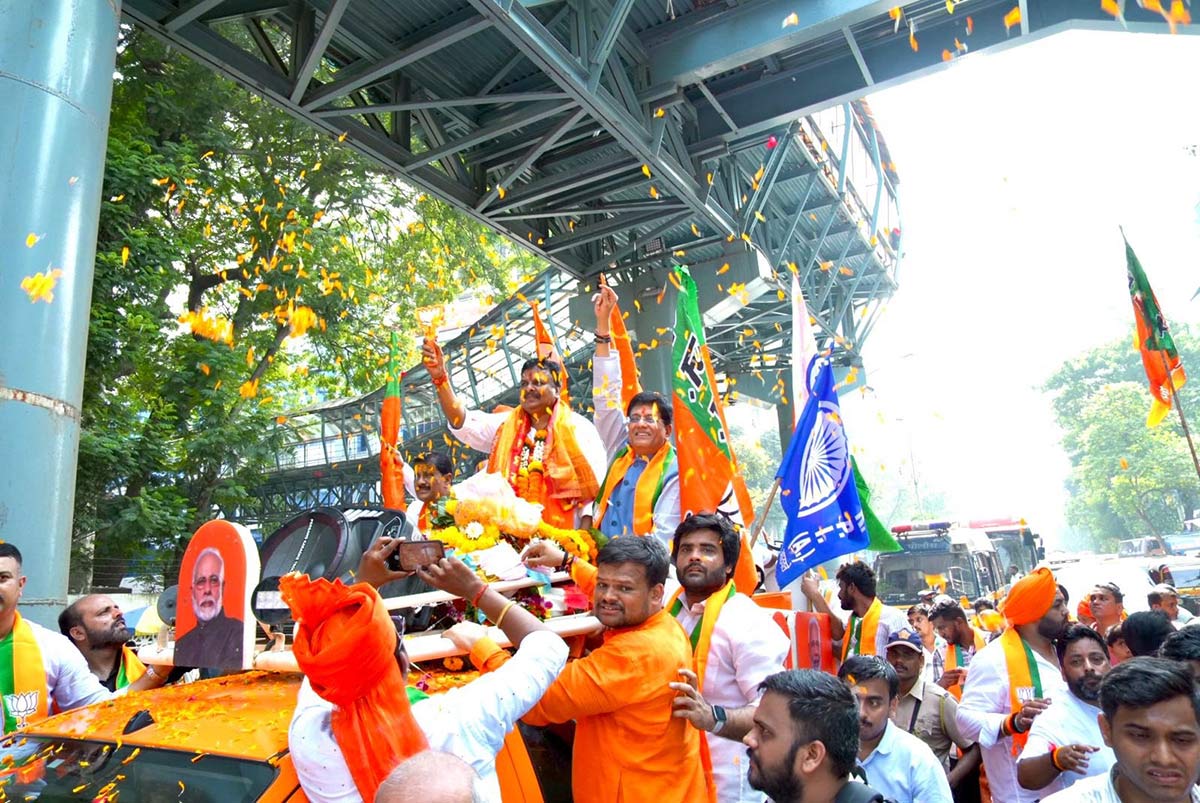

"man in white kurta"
[664,514,788,802]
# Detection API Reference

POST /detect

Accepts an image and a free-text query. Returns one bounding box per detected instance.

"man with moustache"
[174,547,244,667]
[801,560,908,659]
[422,338,607,529]
[838,655,953,803]
[403,452,454,534]
[741,669,888,803]
[662,514,789,802]
[58,594,163,691]
[1017,625,1115,798]
[928,597,989,701]
[883,631,979,787]
[957,567,1070,803]
[1088,583,1125,636]
[520,536,713,802]
[1043,657,1200,803]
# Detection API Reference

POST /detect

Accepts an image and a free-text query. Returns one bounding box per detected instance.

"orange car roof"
[22,671,302,761]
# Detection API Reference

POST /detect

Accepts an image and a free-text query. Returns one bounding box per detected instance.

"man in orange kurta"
[504,537,714,803]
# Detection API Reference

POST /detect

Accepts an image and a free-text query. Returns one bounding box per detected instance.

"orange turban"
[1076,599,1093,622]
[280,573,428,800]
[1000,567,1057,626]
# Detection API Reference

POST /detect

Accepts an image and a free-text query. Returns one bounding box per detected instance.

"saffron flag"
[852,456,902,553]
[774,359,870,589]
[672,266,758,593]
[609,293,642,409]
[380,332,406,512]
[529,299,570,404]
[1126,236,1186,427]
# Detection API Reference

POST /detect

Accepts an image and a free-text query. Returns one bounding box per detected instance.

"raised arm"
[800,571,845,642]
[421,337,466,429]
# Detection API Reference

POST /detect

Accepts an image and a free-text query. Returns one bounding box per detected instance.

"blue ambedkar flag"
[774,359,870,589]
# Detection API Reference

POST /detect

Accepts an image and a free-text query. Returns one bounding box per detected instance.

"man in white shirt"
[400,452,454,534]
[838,655,953,803]
[956,567,1070,803]
[421,339,607,529]
[1043,657,1200,803]
[287,539,568,802]
[1017,624,1115,798]
[589,280,680,545]
[801,560,908,660]
[663,514,789,802]
[907,603,946,685]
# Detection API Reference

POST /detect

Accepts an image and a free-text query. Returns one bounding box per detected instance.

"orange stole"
[593,443,674,536]
[944,628,987,700]
[488,404,599,528]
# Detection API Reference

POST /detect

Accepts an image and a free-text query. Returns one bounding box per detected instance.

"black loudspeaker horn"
[156,585,178,627]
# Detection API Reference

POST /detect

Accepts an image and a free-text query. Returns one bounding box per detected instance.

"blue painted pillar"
[0,0,121,626]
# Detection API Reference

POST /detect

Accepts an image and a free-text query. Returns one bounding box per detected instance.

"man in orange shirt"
[516,536,714,803]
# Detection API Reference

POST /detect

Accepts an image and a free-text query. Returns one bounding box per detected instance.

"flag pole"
[749,477,782,548]
[1160,352,1200,484]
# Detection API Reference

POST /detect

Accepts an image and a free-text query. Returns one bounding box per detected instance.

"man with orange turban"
[955,568,1070,803]
[286,539,567,802]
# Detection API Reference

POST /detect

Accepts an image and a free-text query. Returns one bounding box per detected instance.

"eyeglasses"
[626,414,661,425]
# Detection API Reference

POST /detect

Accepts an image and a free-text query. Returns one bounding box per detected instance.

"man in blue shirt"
[839,655,953,803]
[588,279,679,544]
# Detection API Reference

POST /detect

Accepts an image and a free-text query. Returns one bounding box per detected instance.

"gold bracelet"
[494,600,518,629]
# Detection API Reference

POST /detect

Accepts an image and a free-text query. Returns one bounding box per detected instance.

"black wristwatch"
[711,704,728,733]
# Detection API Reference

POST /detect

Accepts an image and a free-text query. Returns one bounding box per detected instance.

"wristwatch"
[711,705,728,734]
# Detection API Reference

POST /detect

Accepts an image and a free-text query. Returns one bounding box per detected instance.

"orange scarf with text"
[593,443,675,536]
[999,627,1043,755]
[488,403,599,528]
[841,597,882,662]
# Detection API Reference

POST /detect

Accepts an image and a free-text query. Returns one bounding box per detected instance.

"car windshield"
[875,552,981,605]
[0,734,278,801]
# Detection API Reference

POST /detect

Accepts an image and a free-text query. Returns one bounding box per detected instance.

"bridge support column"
[0,0,121,625]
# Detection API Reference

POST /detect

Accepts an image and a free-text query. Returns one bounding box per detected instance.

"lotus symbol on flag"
[4,691,39,729]
[794,400,851,518]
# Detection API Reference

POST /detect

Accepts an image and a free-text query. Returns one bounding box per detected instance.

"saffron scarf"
[943,627,987,700]
[667,580,737,690]
[668,580,736,798]
[487,403,600,527]
[998,627,1043,755]
[0,613,49,733]
[115,646,147,690]
[281,573,429,800]
[593,443,675,536]
[841,597,882,662]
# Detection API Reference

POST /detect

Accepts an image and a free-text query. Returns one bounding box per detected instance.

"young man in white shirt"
[838,655,953,803]
[663,514,789,802]
[956,567,1070,803]
[1043,657,1200,803]
[1017,624,1115,798]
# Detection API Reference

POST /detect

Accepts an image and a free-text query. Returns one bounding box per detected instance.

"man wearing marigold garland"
[421,338,607,529]
[401,451,454,535]
[589,280,680,545]
[663,514,789,803]
[518,536,715,803]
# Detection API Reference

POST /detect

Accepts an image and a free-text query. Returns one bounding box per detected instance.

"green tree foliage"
[75,32,538,587]
[1044,331,1200,549]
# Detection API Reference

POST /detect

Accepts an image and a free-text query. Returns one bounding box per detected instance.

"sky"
[824,28,1200,547]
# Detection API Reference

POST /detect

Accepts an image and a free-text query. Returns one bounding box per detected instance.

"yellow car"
[4,671,305,802]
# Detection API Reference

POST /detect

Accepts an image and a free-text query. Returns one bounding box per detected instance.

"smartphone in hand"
[386,540,446,572]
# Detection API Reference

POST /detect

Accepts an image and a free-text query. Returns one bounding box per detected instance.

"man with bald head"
[174,547,244,667]
[58,594,163,691]
[374,751,483,803]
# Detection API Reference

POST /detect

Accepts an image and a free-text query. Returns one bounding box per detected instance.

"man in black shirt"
[174,548,244,668]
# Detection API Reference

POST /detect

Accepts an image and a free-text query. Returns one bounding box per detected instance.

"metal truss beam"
[289,0,353,103]
[466,0,740,240]
[476,108,587,211]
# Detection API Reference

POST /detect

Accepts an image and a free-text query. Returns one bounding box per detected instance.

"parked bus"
[969,518,1044,578]
[875,522,1005,608]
